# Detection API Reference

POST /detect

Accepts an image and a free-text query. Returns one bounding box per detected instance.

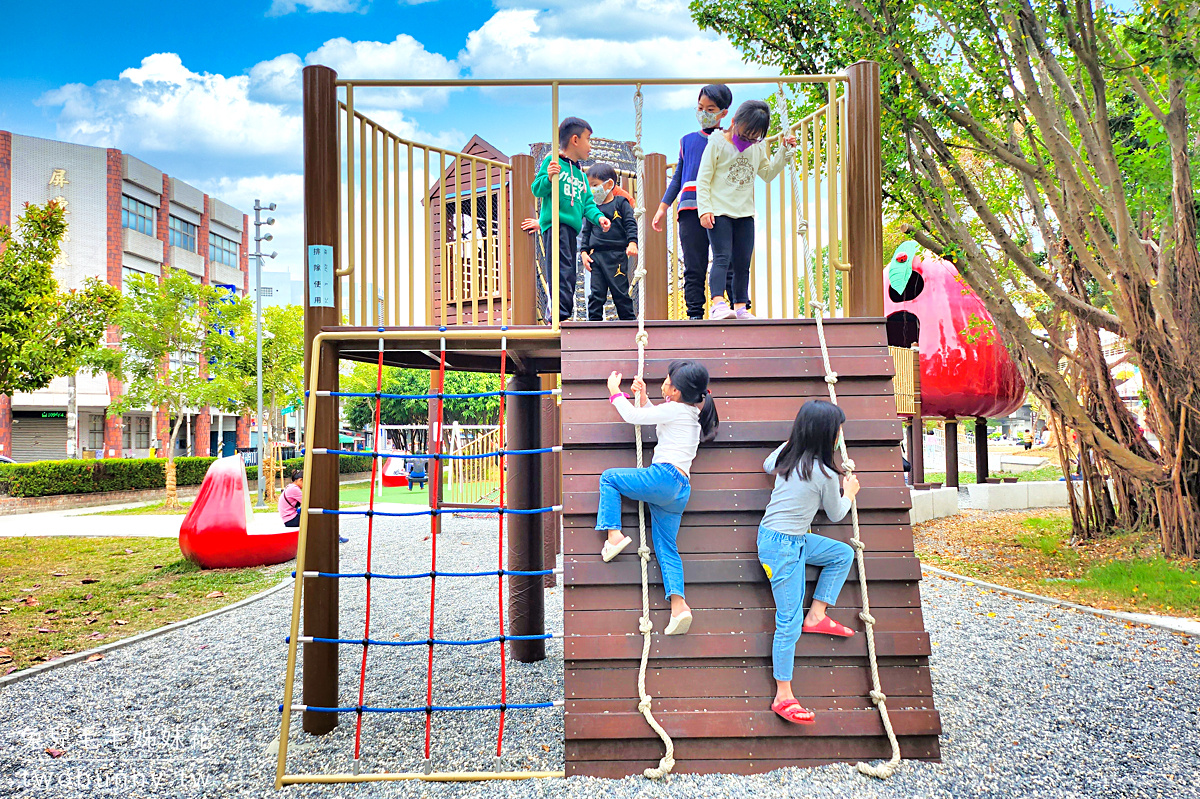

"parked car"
[0,455,15,465]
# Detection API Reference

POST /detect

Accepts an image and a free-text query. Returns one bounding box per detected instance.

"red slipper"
[801,615,855,637]
[771,699,815,725]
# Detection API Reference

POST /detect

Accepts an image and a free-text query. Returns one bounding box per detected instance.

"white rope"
[628,84,674,780]
[777,82,902,780]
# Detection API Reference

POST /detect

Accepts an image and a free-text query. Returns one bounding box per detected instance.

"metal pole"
[255,200,266,508]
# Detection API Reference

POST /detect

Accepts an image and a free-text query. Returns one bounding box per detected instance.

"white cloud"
[458,8,777,108]
[267,0,363,16]
[493,0,701,40]
[41,53,302,160]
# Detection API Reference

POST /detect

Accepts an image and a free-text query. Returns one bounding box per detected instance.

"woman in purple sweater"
[651,84,733,321]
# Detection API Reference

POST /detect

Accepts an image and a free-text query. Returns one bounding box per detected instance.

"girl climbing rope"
[758,400,859,725]
[596,361,718,635]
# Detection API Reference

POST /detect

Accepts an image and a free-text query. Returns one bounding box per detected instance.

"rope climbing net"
[777,82,902,779]
[275,329,567,785]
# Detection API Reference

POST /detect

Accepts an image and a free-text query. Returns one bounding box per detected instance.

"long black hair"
[731,99,771,141]
[667,360,719,443]
[772,400,845,481]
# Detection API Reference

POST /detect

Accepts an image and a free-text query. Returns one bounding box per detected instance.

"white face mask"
[591,182,611,204]
[696,108,722,129]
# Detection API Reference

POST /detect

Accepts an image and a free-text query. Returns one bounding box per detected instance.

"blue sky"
[0,0,788,279]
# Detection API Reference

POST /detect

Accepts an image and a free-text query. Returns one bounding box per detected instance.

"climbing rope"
[628,83,675,780]
[777,82,902,779]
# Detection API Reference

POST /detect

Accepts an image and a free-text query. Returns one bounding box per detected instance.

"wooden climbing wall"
[560,319,941,778]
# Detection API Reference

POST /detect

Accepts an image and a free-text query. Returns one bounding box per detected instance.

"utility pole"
[253,199,278,508]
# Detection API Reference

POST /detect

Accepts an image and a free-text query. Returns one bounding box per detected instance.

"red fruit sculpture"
[883,241,1025,420]
[179,455,298,569]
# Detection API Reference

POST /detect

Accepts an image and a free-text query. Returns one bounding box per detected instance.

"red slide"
[179,456,298,569]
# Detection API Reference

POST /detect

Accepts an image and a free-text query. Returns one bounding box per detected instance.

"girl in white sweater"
[598,361,719,634]
[695,100,796,320]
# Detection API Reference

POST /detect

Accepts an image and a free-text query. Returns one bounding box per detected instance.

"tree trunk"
[66,372,78,459]
[163,412,186,510]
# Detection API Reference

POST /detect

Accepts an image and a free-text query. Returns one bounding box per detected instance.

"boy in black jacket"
[580,163,639,321]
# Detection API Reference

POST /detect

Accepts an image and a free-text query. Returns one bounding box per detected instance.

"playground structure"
[884,245,1026,486]
[276,64,941,786]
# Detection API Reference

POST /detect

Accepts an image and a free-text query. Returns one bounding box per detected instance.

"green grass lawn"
[915,510,1200,616]
[920,464,1065,485]
[0,537,290,673]
[89,501,277,516]
[338,480,497,507]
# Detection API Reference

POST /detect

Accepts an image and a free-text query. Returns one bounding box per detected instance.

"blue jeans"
[596,463,691,600]
[757,527,855,682]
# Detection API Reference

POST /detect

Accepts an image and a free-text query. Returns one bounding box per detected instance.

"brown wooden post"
[944,420,959,488]
[845,60,884,318]
[642,153,669,319]
[510,154,537,326]
[975,417,989,483]
[301,64,340,735]
[910,345,924,484]
[508,372,545,662]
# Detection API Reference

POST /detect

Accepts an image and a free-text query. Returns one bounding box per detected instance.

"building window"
[121,196,156,236]
[89,415,105,451]
[136,416,151,449]
[122,416,132,450]
[169,216,198,252]
[209,232,238,267]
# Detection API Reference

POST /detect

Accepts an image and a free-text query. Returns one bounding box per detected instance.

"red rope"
[424,343,447,762]
[495,346,508,758]
[352,340,386,764]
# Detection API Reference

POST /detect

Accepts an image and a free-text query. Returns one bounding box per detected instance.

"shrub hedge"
[0,453,375,498]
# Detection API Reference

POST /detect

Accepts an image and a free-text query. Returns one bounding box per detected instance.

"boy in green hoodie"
[532,116,611,322]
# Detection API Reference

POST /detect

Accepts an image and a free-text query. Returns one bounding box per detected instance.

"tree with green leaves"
[341,365,502,440]
[104,268,243,508]
[692,0,1200,555]
[0,202,119,447]
[207,303,304,447]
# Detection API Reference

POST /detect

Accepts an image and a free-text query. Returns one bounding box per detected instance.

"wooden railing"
[446,426,501,506]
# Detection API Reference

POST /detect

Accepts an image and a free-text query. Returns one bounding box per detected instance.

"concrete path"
[0,504,291,538]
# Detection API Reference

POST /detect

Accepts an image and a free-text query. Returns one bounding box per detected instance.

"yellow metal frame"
[276,328,564,789]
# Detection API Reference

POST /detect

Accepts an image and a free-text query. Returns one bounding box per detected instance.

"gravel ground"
[2,514,1199,799]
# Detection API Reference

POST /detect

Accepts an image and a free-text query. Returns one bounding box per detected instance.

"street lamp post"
[253,199,278,509]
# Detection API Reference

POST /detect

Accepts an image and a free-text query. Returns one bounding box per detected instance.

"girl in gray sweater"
[759,400,860,725]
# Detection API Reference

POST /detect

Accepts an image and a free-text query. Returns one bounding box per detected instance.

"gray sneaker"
[735,308,756,320]
[708,298,736,320]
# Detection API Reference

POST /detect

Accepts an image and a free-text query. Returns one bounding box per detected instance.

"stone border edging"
[0,574,295,688]
[921,563,1200,636]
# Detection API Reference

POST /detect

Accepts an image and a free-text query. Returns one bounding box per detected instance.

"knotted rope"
[777,82,902,780]
[627,83,674,780]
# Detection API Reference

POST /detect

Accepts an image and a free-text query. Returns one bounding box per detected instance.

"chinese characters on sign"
[48,168,69,188]
[308,245,334,308]
[49,168,70,270]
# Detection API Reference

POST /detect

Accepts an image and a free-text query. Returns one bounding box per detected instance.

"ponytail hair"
[773,400,845,481]
[667,360,720,443]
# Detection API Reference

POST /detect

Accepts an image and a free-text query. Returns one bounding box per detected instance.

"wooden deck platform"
[560,319,941,777]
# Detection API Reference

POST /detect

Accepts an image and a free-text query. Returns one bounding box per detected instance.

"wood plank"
[563,445,903,474]
[565,379,903,400]
[563,419,903,446]
[564,395,899,425]
[564,582,924,611]
[564,663,933,699]
[562,469,906,495]
[567,735,940,762]
[561,319,889,351]
[564,707,941,739]
[563,355,896,382]
[564,607,928,637]
[562,524,917,554]
[562,508,914,529]
[564,554,923,586]
[564,631,931,661]
[562,485,913,514]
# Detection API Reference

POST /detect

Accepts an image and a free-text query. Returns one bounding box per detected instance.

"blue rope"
[315,447,558,460]
[294,568,556,579]
[326,389,558,400]
[322,506,558,517]
[284,702,557,714]
[304,634,554,647]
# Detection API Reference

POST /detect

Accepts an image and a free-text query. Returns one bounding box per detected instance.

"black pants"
[708,215,754,305]
[587,249,636,321]
[283,515,300,528]
[678,210,711,319]
[541,224,578,322]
